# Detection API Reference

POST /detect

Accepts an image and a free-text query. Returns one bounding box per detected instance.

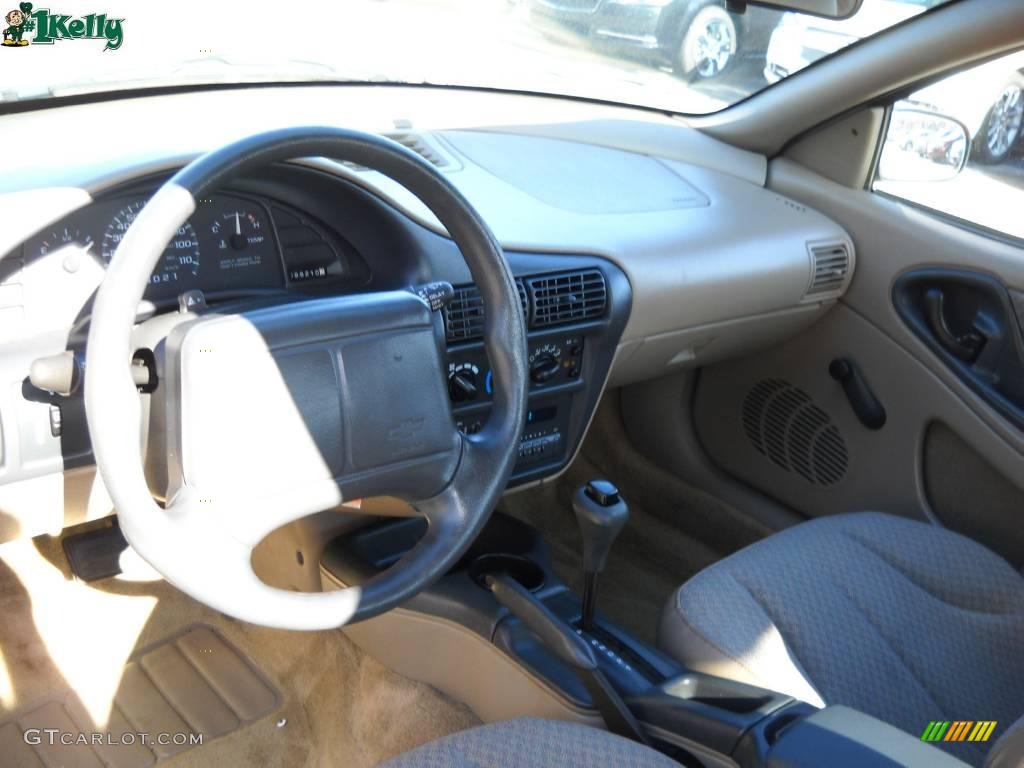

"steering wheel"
[84,127,529,630]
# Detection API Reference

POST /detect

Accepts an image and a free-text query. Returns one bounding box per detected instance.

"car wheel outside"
[673,3,737,81]
[975,75,1024,165]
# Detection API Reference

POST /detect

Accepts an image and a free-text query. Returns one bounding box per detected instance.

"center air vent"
[443,269,607,342]
[742,379,848,486]
[527,269,607,327]
[443,281,528,342]
[805,242,852,299]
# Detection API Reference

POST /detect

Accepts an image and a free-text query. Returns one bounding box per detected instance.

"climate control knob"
[448,369,479,402]
[530,354,561,384]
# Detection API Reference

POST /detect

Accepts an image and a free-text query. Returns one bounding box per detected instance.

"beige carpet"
[0,529,478,768]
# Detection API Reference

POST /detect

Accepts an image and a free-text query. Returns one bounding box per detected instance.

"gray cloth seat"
[378,717,678,768]
[380,715,1024,768]
[658,511,1024,767]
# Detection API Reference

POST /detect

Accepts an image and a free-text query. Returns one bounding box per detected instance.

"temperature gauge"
[211,210,266,252]
[210,209,271,272]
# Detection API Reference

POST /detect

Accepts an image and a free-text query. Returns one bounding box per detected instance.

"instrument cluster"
[23,192,353,301]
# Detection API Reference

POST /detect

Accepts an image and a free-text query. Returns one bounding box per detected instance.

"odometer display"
[102,201,201,291]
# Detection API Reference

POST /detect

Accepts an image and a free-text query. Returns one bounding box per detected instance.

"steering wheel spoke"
[86,127,528,629]
[136,486,365,629]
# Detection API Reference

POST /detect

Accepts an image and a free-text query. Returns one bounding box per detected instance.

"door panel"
[696,301,1024,545]
[924,422,1024,566]
[690,156,1024,562]
[769,157,1024,454]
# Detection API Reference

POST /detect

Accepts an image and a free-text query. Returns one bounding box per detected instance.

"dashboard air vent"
[391,132,454,168]
[806,242,851,299]
[527,269,607,328]
[443,281,528,342]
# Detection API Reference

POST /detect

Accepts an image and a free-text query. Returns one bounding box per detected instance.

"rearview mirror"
[877,107,971,183]
[738,0,863,20]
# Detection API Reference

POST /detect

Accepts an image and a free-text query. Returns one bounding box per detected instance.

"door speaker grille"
[741,379,848,486]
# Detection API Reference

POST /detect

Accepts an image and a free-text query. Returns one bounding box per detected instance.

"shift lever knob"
[573,480,629,630]
[573,480,629,574]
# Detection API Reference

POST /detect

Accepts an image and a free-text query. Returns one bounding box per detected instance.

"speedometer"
[102,200,201,289]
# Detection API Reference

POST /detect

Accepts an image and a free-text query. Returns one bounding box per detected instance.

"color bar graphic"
[921,721,997,743]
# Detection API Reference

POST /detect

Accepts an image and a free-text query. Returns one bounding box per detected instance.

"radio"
[456,396,571,471]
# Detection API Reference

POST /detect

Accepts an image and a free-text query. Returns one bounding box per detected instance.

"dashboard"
[0,84,855,544]
[19,190,366,302]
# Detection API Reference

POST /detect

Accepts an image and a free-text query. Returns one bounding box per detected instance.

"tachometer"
[102,201,201,288]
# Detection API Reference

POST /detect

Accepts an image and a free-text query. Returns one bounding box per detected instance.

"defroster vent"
[527,269,607,327]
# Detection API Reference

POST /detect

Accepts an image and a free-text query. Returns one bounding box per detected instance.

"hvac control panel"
[447,332,586,475]
[447,333,584,405]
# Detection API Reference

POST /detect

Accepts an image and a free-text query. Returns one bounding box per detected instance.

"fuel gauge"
[35,227,94,258]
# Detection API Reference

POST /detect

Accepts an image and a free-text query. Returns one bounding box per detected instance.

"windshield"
[1,0,956,113]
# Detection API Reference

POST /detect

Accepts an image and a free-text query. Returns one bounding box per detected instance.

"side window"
[873,50,1024,241]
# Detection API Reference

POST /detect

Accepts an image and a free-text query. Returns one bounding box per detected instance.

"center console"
[321,471,967,767]
[441,259,631,487]
[322,481,812,767]
[449,333,578,461]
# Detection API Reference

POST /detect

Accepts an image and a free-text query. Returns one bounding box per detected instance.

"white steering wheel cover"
[85,183,362,629]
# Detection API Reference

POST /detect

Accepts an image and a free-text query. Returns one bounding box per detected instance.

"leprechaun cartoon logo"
[2,2,33,46]
[2,4,124,49]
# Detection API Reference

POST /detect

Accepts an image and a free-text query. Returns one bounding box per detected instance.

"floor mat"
[0,625,281,767]
[0,528,479,768]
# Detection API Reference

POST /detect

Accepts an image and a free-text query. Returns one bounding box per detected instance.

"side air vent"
[527,269,607,328]
[443,281,528,342]
[805,242,852,299]
[742,379,848,486]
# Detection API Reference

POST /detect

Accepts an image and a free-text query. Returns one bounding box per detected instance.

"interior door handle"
[924,288,986,363]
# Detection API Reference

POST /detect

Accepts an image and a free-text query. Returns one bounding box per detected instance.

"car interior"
[1,0,1023,766]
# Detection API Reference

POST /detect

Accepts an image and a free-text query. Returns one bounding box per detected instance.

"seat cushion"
[378,717,679,768]
[658,512,1024,767]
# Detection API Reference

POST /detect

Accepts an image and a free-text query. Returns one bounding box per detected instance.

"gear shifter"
[573,479,629,631]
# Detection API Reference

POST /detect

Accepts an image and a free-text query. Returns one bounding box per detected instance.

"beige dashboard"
[0,84,854,541]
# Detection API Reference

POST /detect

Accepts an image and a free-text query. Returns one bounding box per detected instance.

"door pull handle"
[923,288,986,363]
